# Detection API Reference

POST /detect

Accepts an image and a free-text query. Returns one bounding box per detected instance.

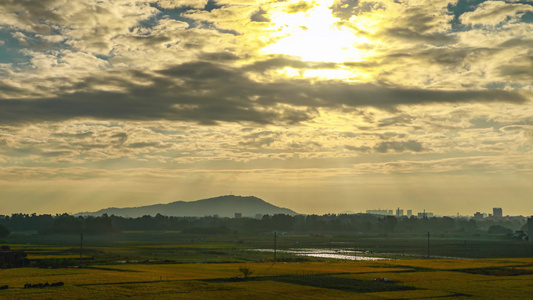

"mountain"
[76,195,297,218]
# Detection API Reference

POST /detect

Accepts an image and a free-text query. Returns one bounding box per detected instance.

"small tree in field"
[239,267,253,279]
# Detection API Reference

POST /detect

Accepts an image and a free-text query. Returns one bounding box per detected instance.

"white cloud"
[460,1,533,26]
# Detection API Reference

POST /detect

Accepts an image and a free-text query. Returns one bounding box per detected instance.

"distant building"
[396,208,403,217]
[493,208,503,219]
[418,211,434,218]
[366,209,392,216]
[474,212,484,220]
[407,210,412,217]
[234,213,242,219]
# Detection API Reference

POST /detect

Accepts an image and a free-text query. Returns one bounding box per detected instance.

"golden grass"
[378,257,533,270]
[0,258,532,299]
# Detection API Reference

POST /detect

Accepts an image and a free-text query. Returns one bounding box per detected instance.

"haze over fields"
[0,0,532,216]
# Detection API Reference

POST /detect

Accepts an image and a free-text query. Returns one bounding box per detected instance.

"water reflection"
[252,248,390,261]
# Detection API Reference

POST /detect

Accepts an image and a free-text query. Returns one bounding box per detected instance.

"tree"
[488,225,512,235]
[0,223,9,238]
[239,267,253,279]
[380,216,397,232]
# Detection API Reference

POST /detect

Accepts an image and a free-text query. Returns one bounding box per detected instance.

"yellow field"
[0,258,532,299]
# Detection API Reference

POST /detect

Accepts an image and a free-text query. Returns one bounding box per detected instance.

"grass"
[2,233,532,298]
[255,273,417,293]
[0,258,531,299]
[454,266,533,276]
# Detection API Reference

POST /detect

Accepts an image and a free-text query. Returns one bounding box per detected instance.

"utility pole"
[427,232,430,259]
[274,232,277,262]
[79,233,83,268]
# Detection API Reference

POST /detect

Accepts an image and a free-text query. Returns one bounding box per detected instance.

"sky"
[0,0,532,216]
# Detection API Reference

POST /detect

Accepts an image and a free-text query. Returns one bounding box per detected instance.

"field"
[0,258,532,299]
[1,232,532,299]
[6,230,533,262]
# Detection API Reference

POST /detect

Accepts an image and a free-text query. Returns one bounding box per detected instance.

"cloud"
[460,1,533,26]
[285,1,317,14]
[374,140,424,153]
[251,8,270,22]
[344,145,371,152]
[156,0,209,9]
[0,0,160,54]
[0,59,527,126]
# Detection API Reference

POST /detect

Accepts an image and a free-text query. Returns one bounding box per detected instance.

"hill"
[76,195,297,218]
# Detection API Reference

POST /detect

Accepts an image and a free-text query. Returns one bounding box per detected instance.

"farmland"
[0,257,532,299]
[1,230,532,299]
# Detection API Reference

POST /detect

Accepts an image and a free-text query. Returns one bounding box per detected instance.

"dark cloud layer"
[0,59,527,126]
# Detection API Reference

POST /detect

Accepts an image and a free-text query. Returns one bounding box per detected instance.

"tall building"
[474,212,484,220]
[396,208,403,217]
[407,210,412,217]
[493,208,503,219]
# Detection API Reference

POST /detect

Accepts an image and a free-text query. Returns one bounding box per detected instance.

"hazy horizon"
[1,1,532,217]
[2,192,530,218]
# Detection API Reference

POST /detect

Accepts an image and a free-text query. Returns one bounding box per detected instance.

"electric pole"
[79,233,83,268]
[427,231,430,259]
[274,231,277,262]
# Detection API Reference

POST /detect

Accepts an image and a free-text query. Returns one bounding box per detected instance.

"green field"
[5,230,533,262]
[0,258,532,299]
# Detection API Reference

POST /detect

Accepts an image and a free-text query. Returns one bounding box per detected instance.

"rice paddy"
[2,232,532,298]
[0,257,531,299]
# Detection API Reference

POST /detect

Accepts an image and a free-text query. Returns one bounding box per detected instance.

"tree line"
[0,213,526,236]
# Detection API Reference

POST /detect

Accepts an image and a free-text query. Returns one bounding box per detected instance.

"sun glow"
[260,0,371,64]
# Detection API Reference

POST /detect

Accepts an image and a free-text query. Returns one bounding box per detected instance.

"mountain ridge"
[76,195,297,218]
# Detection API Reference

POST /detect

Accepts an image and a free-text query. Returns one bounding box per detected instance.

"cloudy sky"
[0,0,532,216]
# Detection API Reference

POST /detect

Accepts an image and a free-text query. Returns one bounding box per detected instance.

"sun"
[260,0,370,65]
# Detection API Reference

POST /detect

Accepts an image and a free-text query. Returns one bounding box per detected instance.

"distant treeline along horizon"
[0,212,527,237]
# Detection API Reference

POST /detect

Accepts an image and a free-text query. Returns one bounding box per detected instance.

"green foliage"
[238,266,253,279]
[0,212,528,240]
[0,223,10,238]
[488,225,512,235]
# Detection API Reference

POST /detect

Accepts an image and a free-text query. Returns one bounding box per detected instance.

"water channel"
[251,248,391,261]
